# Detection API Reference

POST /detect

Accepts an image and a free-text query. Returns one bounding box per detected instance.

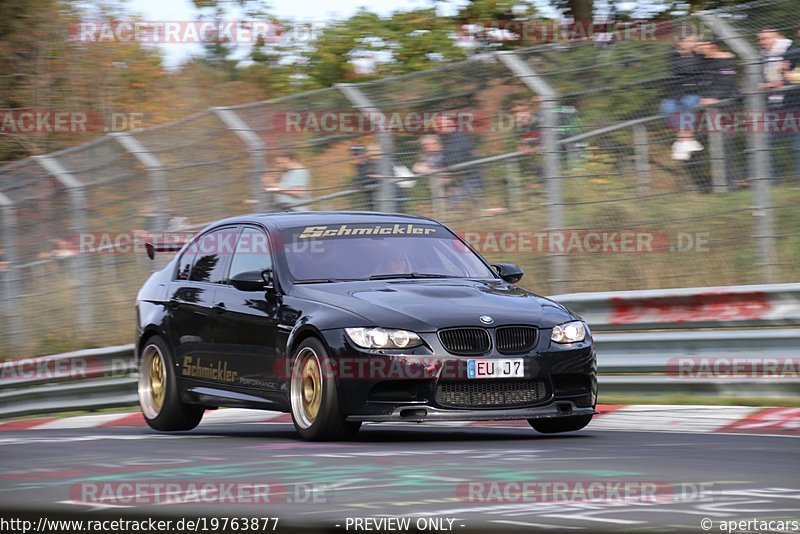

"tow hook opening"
[557,403,572,413]
[400,408,427,419]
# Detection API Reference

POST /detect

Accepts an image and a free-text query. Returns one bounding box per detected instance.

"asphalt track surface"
[1,422,799,533]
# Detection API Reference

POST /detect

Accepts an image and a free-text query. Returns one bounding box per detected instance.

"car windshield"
[280,222,495,282]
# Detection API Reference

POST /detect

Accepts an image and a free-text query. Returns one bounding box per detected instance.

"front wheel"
[138,336,204,431]
[289,337,361,441]
[528,414,592,434]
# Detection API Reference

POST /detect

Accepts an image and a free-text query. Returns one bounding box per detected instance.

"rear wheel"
[528,414,592,434]
[290,337,361,441]
[138,336,204,431]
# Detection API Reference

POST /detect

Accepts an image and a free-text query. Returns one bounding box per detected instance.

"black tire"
[528,414,593,434]
[289,337,361,441]
[138,335,204,431]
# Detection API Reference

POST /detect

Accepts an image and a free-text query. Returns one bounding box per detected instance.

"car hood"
[291,278,574,332]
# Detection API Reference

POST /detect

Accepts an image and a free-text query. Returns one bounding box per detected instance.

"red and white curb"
[1,405,798,436]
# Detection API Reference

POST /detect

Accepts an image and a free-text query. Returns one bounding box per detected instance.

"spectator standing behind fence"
[350,142,411,212]
[511,99,541,150]
[439,115,485,209]
[351,143,381,210]
[261,152,310,211]
[757,27,800,183]
[412,135,447,214]
[784,28,800,185]
[697,39,743,190]
[697,39,737,107]
[511,99,542,192]
[662,35,705,161]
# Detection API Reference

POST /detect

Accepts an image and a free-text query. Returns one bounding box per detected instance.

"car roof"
[209,211,440,230]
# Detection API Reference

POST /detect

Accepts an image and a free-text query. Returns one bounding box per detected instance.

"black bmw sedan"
[136,212,597,440]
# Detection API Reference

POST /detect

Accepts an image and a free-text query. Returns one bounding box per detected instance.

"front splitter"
[346,401,597,423]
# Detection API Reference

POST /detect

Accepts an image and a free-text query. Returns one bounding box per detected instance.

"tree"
[302,8,466,88]
[552,0,762,19]
[0,0,176,161]
[567,0,593,21]
[190,0,272,78]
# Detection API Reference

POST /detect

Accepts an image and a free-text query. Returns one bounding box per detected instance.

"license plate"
[467,358,524,379]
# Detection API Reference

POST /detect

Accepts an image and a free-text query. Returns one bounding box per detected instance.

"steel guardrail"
[551,283,800,331]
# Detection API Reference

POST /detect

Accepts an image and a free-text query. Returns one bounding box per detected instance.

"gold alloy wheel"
[138,344,167,420]
[291,347,323,429]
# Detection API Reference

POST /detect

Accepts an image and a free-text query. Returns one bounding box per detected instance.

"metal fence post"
[697,12,777,282]
[112,133,168,230]
[497,52,566,294]
[505,160,523,212]
[632,123,652,196]
[0,194,23,352]
[34,155,94,337]
[337,83,397,213]
[708,127,728,193]
[211,108,269,211]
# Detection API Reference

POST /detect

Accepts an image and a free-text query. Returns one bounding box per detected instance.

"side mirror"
[231,270,273,292]
[492,263,524,284]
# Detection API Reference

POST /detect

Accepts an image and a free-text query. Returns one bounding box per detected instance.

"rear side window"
[229,226,273,280]
[176,227,238,284]
[176,249,195,281]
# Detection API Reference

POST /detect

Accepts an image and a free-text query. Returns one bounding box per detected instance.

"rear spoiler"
[144,241,185,260]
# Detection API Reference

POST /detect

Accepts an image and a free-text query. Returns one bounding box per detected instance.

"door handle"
[213,302,227,314]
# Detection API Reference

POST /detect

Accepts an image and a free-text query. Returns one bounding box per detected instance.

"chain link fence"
[1,0,799,356]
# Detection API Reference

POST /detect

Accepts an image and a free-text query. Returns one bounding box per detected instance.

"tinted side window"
[176,248,196,281]
[229,226,273,279]
[189,228,238,284]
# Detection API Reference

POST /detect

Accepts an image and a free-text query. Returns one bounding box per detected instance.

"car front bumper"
[320,328,598,420]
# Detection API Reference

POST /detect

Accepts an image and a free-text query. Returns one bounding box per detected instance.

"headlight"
[345,328,423,349]
[551,321,587,344]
